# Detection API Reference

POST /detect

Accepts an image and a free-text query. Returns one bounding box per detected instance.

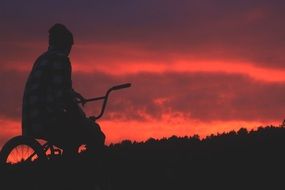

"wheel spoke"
[6,145,38,164]
[15,146,20,162]
[24,145,28,158]
[0,136,47,165]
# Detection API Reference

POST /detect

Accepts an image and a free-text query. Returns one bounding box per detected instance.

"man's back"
[22,50,73,139]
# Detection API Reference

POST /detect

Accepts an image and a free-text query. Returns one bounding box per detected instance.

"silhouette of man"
[22,24,105,156]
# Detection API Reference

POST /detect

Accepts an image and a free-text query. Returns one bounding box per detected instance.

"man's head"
[48,24,74,55]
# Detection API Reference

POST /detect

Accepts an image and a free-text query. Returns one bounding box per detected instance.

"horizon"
[1,0,285,148]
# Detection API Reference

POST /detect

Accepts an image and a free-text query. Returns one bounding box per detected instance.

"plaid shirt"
[22,49,76,138]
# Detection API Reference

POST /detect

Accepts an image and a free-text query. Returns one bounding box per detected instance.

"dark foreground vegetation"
[1,125,285,190]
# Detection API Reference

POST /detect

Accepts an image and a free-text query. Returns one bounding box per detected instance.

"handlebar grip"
[111,83,131,90]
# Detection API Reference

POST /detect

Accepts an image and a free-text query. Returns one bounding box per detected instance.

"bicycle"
[0,83,131,165]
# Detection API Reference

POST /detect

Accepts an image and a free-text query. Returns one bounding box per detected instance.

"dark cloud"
[73,71,285,122]
[1,0,285,124]
[0,71,26,119]
[0,42,44,70]
[1,68,285,122]
[1,0,285,69]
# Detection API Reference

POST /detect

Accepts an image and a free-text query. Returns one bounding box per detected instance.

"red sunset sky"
[1,0,285,147]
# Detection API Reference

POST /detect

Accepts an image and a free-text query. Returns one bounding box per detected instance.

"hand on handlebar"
[73,90,87,107]
[78,96,87,107]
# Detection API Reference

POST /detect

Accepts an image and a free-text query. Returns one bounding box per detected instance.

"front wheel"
[0,136,47,165]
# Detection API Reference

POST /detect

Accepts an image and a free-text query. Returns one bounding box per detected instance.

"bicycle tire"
[0,135,47,165]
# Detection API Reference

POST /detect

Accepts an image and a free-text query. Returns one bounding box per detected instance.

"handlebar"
[77,83,131,120]
[110,83,131,91]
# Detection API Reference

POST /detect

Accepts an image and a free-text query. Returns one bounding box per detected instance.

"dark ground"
[1,125,285,190]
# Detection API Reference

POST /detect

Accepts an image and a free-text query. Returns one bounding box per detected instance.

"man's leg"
[80,118,106,155]
[46,115,81,158]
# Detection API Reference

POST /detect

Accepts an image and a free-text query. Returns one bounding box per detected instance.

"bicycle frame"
[27,83,131,160]
[77,83,131,120]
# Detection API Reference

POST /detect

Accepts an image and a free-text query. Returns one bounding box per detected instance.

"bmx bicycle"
[0,83,131,165]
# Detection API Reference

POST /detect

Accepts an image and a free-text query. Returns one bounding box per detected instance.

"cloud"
[0,42,44,71]
[0,70,26,120]
[73,71,285,122]
[1,0,285,69]
[0,119,21,149]
[1,68,285,136]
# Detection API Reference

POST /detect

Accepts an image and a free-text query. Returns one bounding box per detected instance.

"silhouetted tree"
[2,124,285,190]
